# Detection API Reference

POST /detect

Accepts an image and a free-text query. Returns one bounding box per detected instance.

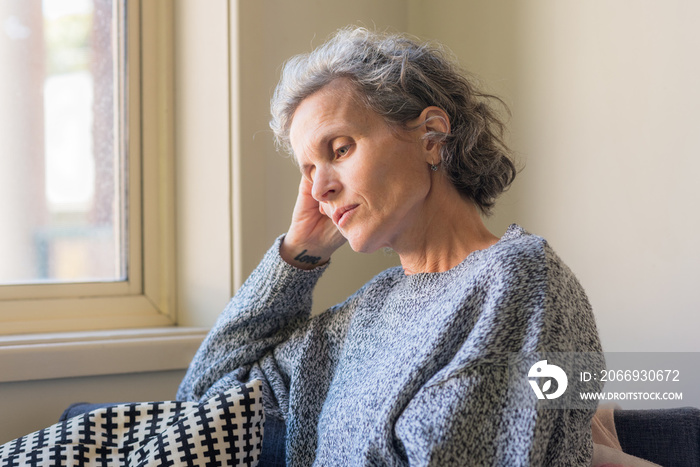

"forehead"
[289,80,377,160]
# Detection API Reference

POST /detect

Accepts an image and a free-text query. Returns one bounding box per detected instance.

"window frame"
[0,0,176,335]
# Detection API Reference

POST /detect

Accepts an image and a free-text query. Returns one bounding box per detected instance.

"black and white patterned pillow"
[0,379,264,466]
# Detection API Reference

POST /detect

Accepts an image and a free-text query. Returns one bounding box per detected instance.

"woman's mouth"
[333,204,359,228]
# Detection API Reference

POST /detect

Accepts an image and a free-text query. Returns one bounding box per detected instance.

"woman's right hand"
[280,177,346,269]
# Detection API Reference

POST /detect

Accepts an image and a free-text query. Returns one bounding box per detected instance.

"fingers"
[300,176,330,218]
[299,176,313,193]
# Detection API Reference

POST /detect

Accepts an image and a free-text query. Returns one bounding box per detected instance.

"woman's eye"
[335,146,350,157]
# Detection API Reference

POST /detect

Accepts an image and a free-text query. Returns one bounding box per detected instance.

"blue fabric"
[59,402,117,421]
[259,416,286,467]
[615,407,700,467]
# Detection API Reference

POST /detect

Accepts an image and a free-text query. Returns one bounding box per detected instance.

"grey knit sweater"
[177,224,603,466]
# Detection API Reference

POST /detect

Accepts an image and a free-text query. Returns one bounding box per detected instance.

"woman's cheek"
[322,203,333,218]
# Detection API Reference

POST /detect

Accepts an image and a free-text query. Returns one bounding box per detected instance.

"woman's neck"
[393,181,500,275]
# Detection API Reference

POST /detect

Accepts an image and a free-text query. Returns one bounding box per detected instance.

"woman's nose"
[311,167,341,201]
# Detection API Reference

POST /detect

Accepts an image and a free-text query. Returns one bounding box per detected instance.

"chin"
[348,242,377,254]
[345,230,386,254]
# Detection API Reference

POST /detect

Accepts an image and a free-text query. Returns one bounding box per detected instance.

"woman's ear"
[416,106,450,153]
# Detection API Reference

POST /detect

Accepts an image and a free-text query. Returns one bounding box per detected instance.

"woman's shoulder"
[492,224,546,256]
[482,224,566,272]
[469,224,584,298]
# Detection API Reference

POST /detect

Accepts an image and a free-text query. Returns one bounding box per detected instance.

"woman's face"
[289,79,434,253]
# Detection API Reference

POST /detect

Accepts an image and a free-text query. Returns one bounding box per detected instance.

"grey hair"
[270,26,517,215]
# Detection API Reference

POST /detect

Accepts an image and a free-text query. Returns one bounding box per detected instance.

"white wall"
[409,0,700,351]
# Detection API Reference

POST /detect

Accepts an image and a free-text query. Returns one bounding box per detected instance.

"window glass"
[0,0,125,284]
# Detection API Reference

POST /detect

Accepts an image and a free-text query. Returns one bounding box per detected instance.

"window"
[0,0,175,335]
[1,0,124,285]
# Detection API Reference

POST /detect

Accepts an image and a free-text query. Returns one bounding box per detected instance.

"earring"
[430,163,439,172]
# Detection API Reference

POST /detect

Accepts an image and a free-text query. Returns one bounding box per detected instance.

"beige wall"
[175,0,233,326]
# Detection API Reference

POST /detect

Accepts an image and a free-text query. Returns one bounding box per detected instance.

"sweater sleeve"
[394,365,594,466]
[176,235,328,402]
[394,237,603,466]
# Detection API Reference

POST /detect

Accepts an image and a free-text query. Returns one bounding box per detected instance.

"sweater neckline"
[401,224,526,285]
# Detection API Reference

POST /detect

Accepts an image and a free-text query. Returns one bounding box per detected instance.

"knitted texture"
[177,224,603,466]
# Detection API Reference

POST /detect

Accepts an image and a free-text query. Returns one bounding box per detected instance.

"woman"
[178,27,602,466]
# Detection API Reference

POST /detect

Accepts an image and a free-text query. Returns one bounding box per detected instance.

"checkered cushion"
[0,380,264,466]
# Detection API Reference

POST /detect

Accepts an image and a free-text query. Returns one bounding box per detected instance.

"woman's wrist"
[279,237,333,270]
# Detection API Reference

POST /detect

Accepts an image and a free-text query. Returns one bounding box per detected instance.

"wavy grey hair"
[270,27,517,215]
